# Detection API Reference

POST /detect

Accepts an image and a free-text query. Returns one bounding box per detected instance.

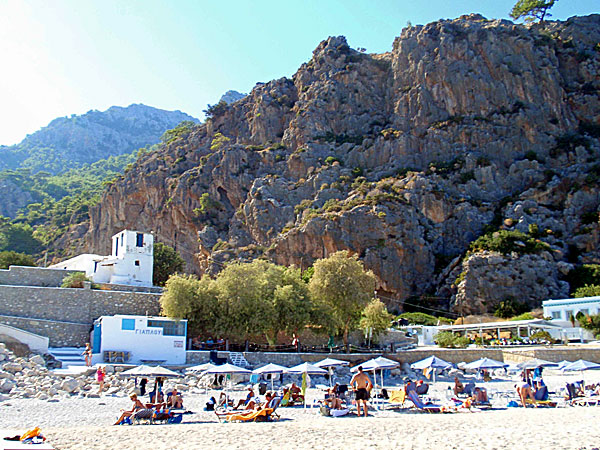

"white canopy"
[314,357,349,368]
[186,362,218,372]
[252,363,289,375]
[204,363,252,375]
[287,362,328,375]
[463,357,508,370]
[410,355,453,370]
[119,364,181,378]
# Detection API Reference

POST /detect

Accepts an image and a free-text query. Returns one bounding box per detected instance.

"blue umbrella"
[411,356,453,382]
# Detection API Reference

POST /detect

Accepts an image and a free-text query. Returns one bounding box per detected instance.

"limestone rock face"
[443,251,570,315]
[68,15,600,314]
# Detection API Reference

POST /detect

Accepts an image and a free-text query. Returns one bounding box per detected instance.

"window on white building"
[580,309,589,316]
[551,311,561,319]
[147,319,185,336]
[134,260,140,266]
[136,233,144,247]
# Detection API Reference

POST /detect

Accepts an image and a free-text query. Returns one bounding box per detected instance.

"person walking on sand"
[350,366,372,417]
[97,366,106,394]
[82,343,92,367]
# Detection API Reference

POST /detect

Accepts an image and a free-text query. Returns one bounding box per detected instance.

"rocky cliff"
[76,14,600,315]
[0,104,197,174]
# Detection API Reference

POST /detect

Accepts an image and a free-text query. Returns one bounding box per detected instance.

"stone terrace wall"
[0,285,161,347]
[187,346,600,368]
[0,266,83,287]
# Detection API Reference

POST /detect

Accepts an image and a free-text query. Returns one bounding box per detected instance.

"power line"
[377,292,461,318]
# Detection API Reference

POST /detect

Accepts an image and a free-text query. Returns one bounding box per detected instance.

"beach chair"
[131,408,155,425]
[387,389,407,409]
[407,390,444,413]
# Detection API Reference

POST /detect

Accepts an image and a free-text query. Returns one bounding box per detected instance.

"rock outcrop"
[72,14,599,315]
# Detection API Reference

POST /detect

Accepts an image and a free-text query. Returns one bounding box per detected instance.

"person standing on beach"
[82,343,92,367]
[350,366,372,417]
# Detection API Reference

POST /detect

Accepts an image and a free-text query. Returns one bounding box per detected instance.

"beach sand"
[2,371,600,449]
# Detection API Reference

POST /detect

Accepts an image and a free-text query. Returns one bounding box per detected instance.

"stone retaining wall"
[185,346,600,367]
[0,285,161,347]
[0,266,83,287]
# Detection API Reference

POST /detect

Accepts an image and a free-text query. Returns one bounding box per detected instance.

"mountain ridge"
[54,14,600,314]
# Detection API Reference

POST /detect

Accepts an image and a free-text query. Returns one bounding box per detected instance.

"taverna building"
[50,230,154,287]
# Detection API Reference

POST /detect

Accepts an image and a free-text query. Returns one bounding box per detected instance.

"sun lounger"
[407,390,444,413]
[386,389,407,409]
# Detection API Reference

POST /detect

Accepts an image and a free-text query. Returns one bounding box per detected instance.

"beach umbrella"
[288,362,327,409]
[556,360,573,370]
[411,356,453,382]
[252,363,289,391]
[315,358,349,387]
[287,362,328,375]
[119,364,182,378]
[186,362,218,373]
[561,359,600,387]
[561,360,600,372]
[315,357,350,368]
[516,358,558,370]
[205,363,252,405]
[463,357,508,371]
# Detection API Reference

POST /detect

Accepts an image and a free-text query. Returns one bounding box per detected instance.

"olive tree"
[360,298,394,342]
[160,274,219,336]
[308,250,376,347]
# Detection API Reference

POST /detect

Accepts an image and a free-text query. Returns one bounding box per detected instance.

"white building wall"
[92,315,186,365]
[543,297,600,321]
[49,230,154,287]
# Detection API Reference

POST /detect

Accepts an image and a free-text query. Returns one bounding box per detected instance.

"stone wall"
[0,266,83,287]
[0,285,161,347]
[186,346,600,367]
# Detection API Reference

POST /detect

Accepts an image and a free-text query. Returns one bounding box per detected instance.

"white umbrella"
[205,363,252,406]
[516,358,558,370]
[315,358,349,387]
[351,357,399,409]
[410,356,453,382]
[186,362,218,373]
[252,363,289,391]
[119,364,181,378]
[463,357,508,371]
[287,362,328,375]
[287,362,327,409]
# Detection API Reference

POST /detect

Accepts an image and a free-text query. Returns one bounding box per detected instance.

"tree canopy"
[153,242,185,286]
[360,298,393,341]
[308,250,376,346]
[0,251,36,269]
[510,0,557,23]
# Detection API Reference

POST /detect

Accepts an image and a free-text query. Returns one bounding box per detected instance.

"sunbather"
[516,382,536,407]
[167,387,183,409]
[290,382,304,403]
[471,387,489,404]
[453,377,464,396]
[114,393,146,425]
[235,386,255,409]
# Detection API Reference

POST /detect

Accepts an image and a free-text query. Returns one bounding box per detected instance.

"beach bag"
[167,414,183,424]
[507,400,519,408]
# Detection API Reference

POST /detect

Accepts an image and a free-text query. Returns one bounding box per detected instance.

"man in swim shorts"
[350,366,373,417]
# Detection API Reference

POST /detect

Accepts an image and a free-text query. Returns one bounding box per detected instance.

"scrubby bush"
[567,265,600,295]
[397,312,453,326]
[494,298,529,318]
[434,331,470,348]
[469,229,550,255]
[574,284,600,298]
[509,312,534,321]
[61,272,90,288]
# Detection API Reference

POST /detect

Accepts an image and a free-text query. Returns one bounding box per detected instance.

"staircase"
[48,347,86,367]
[229,352,250,368]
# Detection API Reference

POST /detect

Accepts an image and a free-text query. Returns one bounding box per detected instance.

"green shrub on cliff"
[469,229,550,255]
[574,284,600,298]
[397,312,453,326]
[0,251,36,269]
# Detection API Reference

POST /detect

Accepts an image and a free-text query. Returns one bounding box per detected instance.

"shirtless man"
[350,366,372,417]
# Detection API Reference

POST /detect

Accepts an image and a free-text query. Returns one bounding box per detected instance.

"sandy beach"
[3,371,600,450]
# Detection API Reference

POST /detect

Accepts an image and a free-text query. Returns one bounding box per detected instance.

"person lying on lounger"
[114,393,146,425]
[235,386,255,409]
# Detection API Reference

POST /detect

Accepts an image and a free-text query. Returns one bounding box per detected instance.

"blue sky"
[0,0,597,145]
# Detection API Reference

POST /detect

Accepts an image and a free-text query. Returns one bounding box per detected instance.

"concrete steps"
[48,347,86,367]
